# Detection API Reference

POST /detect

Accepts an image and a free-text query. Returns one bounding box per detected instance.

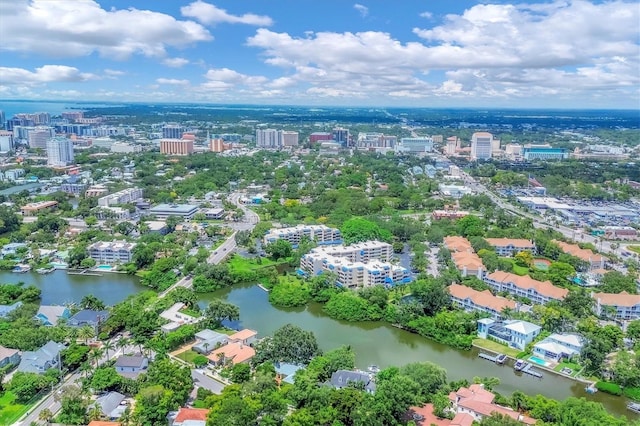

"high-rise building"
[332,127,350,146]
[0,130,14,152]
[61,111,84,121]
[162,124,184,139]
[445,136,460,155]
[279,130,299,147]
[256,129,279,148]
[19,112,50,125]
[210,138,226,152]
[28,127,55,149]
[160,138,193,155]
[395,137,433,153]
[471,132,493,160]
[46,137,75,166]
[0,111,5,129]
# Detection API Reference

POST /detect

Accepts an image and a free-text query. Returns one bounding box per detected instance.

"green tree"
[90,367,123,392]
[547,261,576,287]
[411,279,451,316]
[265,239,293,260]
[341,217,392,245]
[80,294,106,311]
[254,324,321,365]
[56,384,89,425]
[204,299,240,329]
[399,362,447,400]
[230,363,252,383]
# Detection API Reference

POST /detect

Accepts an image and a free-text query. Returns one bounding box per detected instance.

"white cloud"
[0,0,211,59]
[419,11,433,19]
[181,1,273,26]
[162,57,191,68]
[204,68,268,86]
[0,65,97,85]
[104,69,126,77]
[156,78,190,85]
[354,4,369,18]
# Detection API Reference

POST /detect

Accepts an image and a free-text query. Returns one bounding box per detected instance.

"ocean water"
[0,100,113,119]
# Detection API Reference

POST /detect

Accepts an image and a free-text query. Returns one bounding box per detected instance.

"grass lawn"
[554,361,583,378]
[502,258,530,276]
[628,245,640,255]
[179,307,201,318]
[175,349,201,364]
[472,338,520,358]
[228,255,277,273]
[0,391,33,425]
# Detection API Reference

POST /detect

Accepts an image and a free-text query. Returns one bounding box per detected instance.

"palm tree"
[117,337,130,355]
[80,361,92,379]
[90,348,104,368]
[88,403,103,421]
[102,340,115,360]
[78,325,95,344]
[39,408,53,425]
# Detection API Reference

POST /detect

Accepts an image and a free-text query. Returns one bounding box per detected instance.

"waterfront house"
[0,345,20,367]
[68,309,110,332]
[275,362,304,385]
[1,242,27,258]
[532,333,585,362]
[448,284,517,319]
[17,340,65,374]
[484,238,536,257]
[35,305,71,326]
[94,391,127,420]
[115,355,148,379]
[207,341,255,366]
[167,407,209,426]
[592,291,640,320]
[159,302,202,333]
[483,271,568,305]
[330,370,376,394]
[0,301,23,318]
[553,240,607,270]
[477,319,541,351]
[192,329,229,355]
[406,404,474,426]
[449,384,535,424]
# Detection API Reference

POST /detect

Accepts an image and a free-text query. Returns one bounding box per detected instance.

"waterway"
[0,271,635,418]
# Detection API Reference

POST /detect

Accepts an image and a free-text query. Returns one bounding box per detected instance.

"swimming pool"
[96,265,113,270]
[529,356,549,366]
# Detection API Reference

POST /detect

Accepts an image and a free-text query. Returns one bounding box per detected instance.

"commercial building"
[395,137,433,153]
[592,291,640,320]
[98,188,143,207]
[256,129,279,148]
[553,240,607,270]
[263,225,342,247]
[88,241,136,264]
[111,142,142,153]
[484,238,536,257]
[46,137,75,166]
[432,210,470,220]
[484,271,569,305]
[309,132,332,144]
[162,124,185,139]
[439,184,473,198]
[149,203,199,220]
[202,208,225,220]
[0,130,14,152]
[522,144,568,161]
[603,226,637,240]
[21,200,58,216]
[449,284,517,319]
[471,132,493,160]
[332,127,350,146]
[160,138,193,156]
[28,127,54,149]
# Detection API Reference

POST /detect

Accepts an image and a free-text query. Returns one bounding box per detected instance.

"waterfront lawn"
[472,338,520,358]
[0,391,32,425]
[554,361,582,378]
[179,307,201,318]
[228,255,277,273]
[176,349,200,364]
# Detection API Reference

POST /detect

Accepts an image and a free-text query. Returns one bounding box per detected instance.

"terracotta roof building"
[484,238,536,257]
[208,341,256,366]
[592,291,640,321]
[553,240,607,270]
[168,407,209,426]
[451,251,486,279]
[449,384,535,424]
[444,236,473,253]
[484,271,568,304]
[449,284,517,319]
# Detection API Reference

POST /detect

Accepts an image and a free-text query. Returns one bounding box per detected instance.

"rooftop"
[487,271,568,300]
[484,238,535,248]
[449,284,516,313]
[593,291,640,307]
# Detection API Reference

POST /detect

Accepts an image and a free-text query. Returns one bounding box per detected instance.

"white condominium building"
[263,225,342,247]
[97,188,143,207]
[88,241,136,264]
[471,132,493,160]
[484,271,568,305]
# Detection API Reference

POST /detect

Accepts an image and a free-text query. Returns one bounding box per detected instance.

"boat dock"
[521,363,543,379]
[67,269,103,276]
[257,283,270,292]
[628,402,640,414]
[478,352,507,364]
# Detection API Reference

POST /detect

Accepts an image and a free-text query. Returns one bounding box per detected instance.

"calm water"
[0,270,144,306]
[200,283,637,419]
[0,270,634,419]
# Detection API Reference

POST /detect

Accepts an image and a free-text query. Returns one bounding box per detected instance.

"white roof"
[548,333,584,347]
[504,320,541,334]
[534,340,579,356]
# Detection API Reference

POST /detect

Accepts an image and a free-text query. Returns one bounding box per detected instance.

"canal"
[0,271,635,419]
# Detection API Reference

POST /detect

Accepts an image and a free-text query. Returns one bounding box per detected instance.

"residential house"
[17,340,65,374]
[553,240,607,270]
[35,305,71,326]
[484,238,536,257]
[159,302,201,333]
[68,309,110,332]
[484,271,568,305]
[275,362,304,385]
[207,342,255,366]
[448,284,517,319]
[88,422,121,426]
[592,291,640,321]
[449,384,535,424]
[192,329,229,355]
[0,345,20,367]
[330,370,376,393]
[167,407,209,426]
[115,355,148,379]
[533,333,585,362]
[477,319,542,351]
[229,329,258,346]
[1,242,27,258]
[0,301,23,318]
[406,404,474,426]
[94,391,127,420]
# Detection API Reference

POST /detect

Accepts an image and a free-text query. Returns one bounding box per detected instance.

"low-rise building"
[149,203,199,220]
[88,241,136,264]
[97,188,143,207]
[330,370,376,394]
[449,284,517,319]
[207,341,256,366]
[168,407,209,426]
[68,309,110,332]
[229,329,258,346]
[592,291,640,320]
[0,346,20,367]
[21,200,58,216]
[159,302,202,332]
[432,210,470,220]
[553,240,607,270]
[202,208,225,220]
[532,333,585,362]
[17,340,66,374]
[484,238,536,257]
[192,329,229,355]
[35,305,71,326]
[95,391,127,420]
[115,355,148,379]
[451,251,486,279]
[85,185,109,198]
[484,271,568,305]
[444,236,473,253]
[449,384,535,424]
[603,226,638,240]
[145,220,168,235]
[477,319,542,351]
[0,301,23,318]
[263,225,342,247]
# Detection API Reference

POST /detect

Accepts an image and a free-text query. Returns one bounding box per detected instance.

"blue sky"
[1,0,639,108]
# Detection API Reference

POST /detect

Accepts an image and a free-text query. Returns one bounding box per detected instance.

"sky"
[0,0,639,108]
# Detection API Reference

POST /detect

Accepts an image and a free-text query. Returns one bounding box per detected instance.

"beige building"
[160,139,193,156]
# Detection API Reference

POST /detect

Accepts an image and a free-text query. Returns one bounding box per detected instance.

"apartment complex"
[592,291,640,321]
[300,241,410,288]
[88,241,137,264]
[46,137,75,166]
[444,236,486,278]
[484,271,569,304]
[448,284,517,319]
[553,240,607,270]
[97,188,143,207]
[21,201,58,216]
[256,129,299,148]
[160,139,194,156]
[484,238,536,257]
[263,225,342,247]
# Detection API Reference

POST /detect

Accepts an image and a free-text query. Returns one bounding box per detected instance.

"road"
[225,192,260,232]
[191,369,226,394]
[206,231,238,264]
[157,275,194,300]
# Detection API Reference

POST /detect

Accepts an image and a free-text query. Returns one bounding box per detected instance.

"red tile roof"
[174,407,209,422]
[593,291,640,308]
[487,271,568,300]
[449,284,516,313]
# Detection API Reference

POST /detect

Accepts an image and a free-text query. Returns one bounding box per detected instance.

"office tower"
[332,127,350,146]
[28,127,55,149]
[256,129,279,148]
[279,130,299,147]
[162,124,184,139]
[471,132,493,160]
[0,130,14,152]
[0,111,4,129]
[160,138,193,155]
[210,138,225,152]
[46,137,75,166]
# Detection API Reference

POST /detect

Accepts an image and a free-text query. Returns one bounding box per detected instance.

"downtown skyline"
[0,0,639,109]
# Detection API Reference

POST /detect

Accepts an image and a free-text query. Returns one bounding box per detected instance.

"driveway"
[191,369,226,394]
